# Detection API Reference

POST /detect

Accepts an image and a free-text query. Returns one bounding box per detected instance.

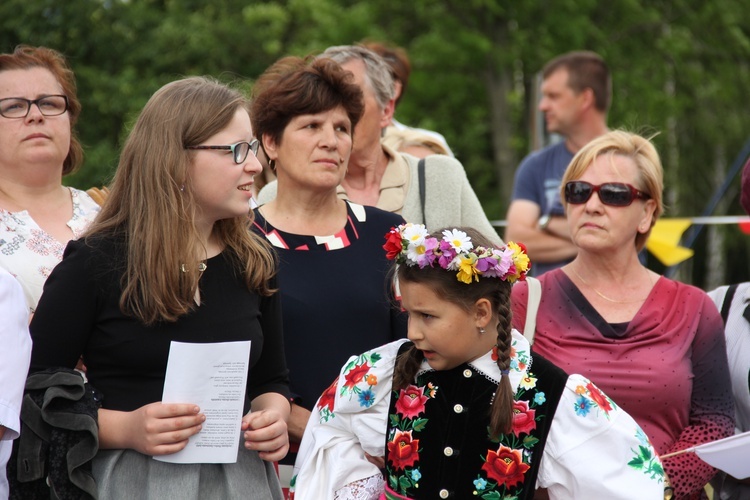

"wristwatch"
[538,214,551,231]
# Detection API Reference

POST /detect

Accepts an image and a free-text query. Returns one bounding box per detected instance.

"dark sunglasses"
[564,181,650,207]
[185,139,260,164]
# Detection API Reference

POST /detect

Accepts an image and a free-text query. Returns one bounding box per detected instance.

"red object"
[739,221,750,234]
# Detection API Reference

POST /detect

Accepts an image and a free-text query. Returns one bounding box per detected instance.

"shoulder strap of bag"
[418,158,426,226]
[524,276,542,345]
[721,283,739,325]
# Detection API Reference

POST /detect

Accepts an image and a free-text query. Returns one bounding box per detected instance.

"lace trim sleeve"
[333,473,385,500]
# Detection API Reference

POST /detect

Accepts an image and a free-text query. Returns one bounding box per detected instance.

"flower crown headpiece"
[383,223,531,284]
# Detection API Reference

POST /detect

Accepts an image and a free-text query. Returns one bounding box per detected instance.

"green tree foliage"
[1,0,748,285]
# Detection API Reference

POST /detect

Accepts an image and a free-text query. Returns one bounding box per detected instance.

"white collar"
[416,329,532,392]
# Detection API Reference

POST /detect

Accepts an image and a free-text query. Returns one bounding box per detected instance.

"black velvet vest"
[384,344,567,499]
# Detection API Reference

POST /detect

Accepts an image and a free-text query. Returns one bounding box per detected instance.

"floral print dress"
[290,331,667,499]
[0,187,100,312]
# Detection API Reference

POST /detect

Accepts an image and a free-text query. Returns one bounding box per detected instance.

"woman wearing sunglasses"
[511,130,734,499]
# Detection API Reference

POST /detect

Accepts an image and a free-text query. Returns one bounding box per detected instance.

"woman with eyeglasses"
[28,76,290,499]
[0,45,100,315]
[511,130,734,499]
[249,56,407,469]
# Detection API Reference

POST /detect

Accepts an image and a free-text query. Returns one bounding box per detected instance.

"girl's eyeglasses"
[564,181,650,207]
[186,139,260,164]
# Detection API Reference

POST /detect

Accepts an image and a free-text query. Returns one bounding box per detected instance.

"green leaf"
[522,435,540,448]
[411,418,429,431]
[628,457,645,469]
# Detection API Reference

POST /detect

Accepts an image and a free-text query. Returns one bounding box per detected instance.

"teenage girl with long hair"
[29,76,290,499]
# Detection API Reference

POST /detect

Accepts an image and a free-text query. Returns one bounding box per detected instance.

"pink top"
[511,269,734,498]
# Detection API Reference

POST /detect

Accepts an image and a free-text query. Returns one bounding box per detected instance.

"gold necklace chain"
[571,266,653,304]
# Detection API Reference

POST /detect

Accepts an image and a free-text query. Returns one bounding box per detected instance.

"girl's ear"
[474,298,493,329]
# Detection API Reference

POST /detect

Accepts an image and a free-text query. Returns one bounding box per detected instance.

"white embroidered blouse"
[291,331,667,499]
[0,187,100,312]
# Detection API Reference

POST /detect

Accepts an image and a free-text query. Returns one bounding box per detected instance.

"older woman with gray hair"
[257,45,500,244]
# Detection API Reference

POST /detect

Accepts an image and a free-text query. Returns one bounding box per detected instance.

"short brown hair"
[250,56,364,148]
[543,51,611,113]
[0,45,83,175]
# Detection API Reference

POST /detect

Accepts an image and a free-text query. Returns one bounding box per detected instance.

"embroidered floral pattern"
[387,362,547,499]
[510,400,537,436]
[628,429,666,482]
[0,188,99,309]
[573,381,616,419]
[395,384,430,418]
[481,445,531,488]
[317,350,383,423]
[385,382,438,495]
[387,430,420,470]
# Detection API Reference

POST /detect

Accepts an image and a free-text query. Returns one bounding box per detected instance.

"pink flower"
[395,385,429,418]
[437,240,457,268]
[511,399,536,436]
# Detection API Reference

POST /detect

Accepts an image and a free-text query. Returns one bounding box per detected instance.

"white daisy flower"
[402,224,430,248]
[441,229,472,253]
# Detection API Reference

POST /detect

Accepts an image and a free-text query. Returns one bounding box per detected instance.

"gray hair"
[320,45,395,109]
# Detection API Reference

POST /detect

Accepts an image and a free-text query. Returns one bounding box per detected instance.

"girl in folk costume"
[290,224,667,499]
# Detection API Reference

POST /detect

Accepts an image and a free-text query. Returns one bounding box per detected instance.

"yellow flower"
[575,385,587,395]
[519,376,537,390]
[505,241,531,282]
[456,255,479,284]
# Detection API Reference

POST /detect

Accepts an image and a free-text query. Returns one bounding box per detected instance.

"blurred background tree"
[1,0,748,288]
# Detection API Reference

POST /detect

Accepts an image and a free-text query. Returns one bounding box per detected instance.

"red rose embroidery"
[383,230,404,260]
[317,378,338,412]
[511,400,536,436]
[344,363,370,389]
[395,385,428,418]
[481,446,530,488]
[586,382,612,414]
[387,430,420,470]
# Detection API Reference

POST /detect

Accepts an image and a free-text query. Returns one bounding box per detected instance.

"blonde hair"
[86,76,276,325]
[561,130,664,251]
[382,127,450,156]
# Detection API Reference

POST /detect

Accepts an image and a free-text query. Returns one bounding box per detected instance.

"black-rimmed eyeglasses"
[185,139,260,164]
[0,95,69,119]
[564,181,650,207]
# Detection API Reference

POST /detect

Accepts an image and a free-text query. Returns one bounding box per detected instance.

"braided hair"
[392,228,516,438]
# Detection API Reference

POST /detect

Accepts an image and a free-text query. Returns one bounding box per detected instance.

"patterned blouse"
[290,331,667,499]
[0,187,100,312]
